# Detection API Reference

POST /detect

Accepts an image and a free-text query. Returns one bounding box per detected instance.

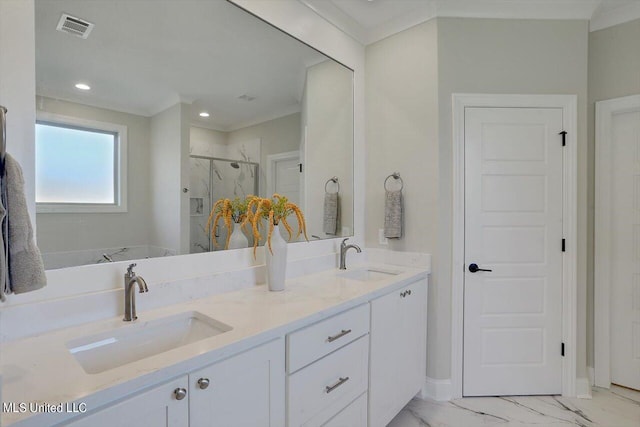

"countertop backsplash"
[0,246,427,344]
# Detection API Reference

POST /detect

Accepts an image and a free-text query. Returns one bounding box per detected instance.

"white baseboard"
[576,376,592,399]
[420,377,452,401]
[420,376,591,400]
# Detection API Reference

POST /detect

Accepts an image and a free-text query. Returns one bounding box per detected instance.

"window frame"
[35,112,128,213]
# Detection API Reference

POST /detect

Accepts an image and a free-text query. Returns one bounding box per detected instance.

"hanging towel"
[323,192,339,235]
[0,174,7,301]
[384,190,403,239]
[5,154,46,294]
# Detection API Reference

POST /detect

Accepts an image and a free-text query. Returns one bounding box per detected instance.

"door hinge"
[561,342,565,357]
[559,131,567,146]
[299,163,303,173]
[562,238,566,252]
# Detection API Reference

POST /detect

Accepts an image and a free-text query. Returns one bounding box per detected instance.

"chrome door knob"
[197,378,210,390]
[174,388,187,400]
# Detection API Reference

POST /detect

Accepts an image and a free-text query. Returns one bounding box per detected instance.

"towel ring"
[325,176,340,194]
[384,172,403,191]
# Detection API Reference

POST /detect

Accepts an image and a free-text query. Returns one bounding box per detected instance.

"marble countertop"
[1,263,428,427]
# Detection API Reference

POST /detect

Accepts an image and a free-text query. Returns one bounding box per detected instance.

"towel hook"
[384,172,404,191]
[325,176,340,194]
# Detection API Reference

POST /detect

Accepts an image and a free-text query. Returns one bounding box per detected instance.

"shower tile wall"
[188,137,261,254]
[190,157,213,253]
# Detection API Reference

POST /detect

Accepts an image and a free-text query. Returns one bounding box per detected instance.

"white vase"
[228,222,248,250]
[265,223,287,292]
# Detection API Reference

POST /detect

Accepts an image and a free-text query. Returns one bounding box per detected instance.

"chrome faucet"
[339,238,362,270]
[123,263,148,321]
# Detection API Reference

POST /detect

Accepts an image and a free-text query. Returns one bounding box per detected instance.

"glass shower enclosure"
[189,155,259,253]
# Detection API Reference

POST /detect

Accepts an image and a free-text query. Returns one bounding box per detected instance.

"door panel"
[274,156,301,205]
[189,339,285,427]
[463,107,563,396]
[610,109,640,391]
[64,377,189,427]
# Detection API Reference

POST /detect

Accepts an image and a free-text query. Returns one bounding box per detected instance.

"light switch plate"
[378,228,388,245]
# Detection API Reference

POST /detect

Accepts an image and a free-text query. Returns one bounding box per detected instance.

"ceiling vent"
[237,94,256,102]
[56,14,94,39]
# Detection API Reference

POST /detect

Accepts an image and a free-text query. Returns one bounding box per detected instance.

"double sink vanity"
[1,261,428,427]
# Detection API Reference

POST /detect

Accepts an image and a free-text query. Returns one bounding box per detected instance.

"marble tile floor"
[388,385,640,427]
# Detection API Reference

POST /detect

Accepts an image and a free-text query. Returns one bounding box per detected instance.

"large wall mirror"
[34,0,354,270]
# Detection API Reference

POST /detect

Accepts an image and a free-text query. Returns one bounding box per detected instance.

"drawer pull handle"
[325,376,350,394]
[327,329,352,343]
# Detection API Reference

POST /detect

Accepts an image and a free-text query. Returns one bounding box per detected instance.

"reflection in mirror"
[34,0,354,269]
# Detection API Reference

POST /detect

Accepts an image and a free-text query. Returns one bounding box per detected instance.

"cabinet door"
[64,376,189,427]
[369,279,427,427]
[189,338,285,427]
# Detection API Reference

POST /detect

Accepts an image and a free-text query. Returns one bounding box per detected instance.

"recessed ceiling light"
[75,83,91,90]
[199,112,210,118]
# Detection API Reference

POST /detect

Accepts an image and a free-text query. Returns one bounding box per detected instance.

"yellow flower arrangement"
[205,196,251,249]
[243,194,308,257]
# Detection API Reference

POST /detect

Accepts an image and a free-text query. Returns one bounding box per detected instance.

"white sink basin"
[339,268,401,282]
[67,311,232,374]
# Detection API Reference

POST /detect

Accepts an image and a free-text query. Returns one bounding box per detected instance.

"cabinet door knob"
[174,388,187,400]
[197,378,210,390]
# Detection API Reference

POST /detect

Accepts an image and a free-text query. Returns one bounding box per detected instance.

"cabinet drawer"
[287,304,369,373]
[320,393,367,427]
[288,336,369,427]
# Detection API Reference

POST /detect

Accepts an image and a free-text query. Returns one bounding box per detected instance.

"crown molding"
[298,0,638,45]
[590,1,640,32]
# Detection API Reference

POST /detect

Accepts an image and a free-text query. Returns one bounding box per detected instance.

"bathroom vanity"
[0,265,428,427]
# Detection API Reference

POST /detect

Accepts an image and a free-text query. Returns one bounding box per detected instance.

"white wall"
[365,19,439,375]
[227,112,300,197]
[35,97,151,254]
[0,0,36,228]
[304,60,354,237]
[149,103,190,254]
[190,127,227,157]
[587,18,640,369]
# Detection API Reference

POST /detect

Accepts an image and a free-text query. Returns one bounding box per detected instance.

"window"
[35,113,127,213]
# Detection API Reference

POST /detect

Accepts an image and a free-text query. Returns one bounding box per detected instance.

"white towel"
[323,192,339,235]
[384,190,403,239]
[5,154,46,294]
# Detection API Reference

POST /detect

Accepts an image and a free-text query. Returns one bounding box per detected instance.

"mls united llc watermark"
[2,401,87,414]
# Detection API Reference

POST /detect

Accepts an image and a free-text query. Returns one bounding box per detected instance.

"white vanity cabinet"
[63,339,284,427]
[369,279,428,427]
[64,376,189,427]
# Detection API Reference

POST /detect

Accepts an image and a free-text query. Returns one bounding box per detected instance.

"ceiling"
[300,0,640,45]
[35,0,328,131]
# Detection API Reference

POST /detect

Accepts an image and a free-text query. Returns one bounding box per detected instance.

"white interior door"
[609,107,640,391]
[268,151,301,205]
[463,107,564,396]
